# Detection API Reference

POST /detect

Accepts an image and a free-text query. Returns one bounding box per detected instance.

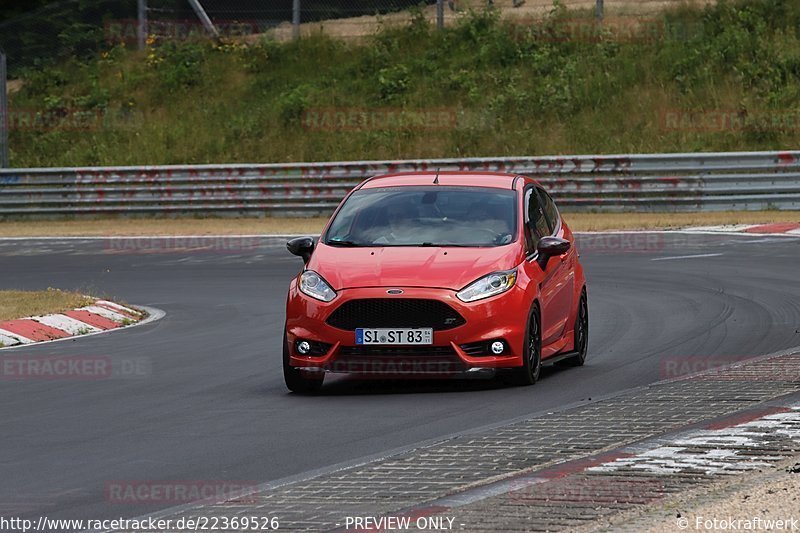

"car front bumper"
[285,283,529,376]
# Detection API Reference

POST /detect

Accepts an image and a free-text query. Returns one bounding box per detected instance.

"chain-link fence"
[0,0,438,75]
[0,0,135,76]
[0,0,707,74]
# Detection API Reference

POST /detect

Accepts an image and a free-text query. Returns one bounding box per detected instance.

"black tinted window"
[325,187,517,247]
[525,187,550,251]
[537,188,560,234]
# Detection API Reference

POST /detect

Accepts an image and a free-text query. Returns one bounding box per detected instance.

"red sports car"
[283,172,588,393]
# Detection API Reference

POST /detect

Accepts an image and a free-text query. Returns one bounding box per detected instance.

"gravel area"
[584,456,800,532]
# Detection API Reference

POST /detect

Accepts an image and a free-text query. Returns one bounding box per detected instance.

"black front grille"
[326,299,465,331]
[339,345,457,357]
[460,341,489,356]
[334,345,465,374]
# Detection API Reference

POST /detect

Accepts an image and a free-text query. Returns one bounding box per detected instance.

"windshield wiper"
[414,242,489,247]
[326,239,362,247]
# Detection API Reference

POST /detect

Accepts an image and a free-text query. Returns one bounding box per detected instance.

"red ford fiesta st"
[283,172,588,393]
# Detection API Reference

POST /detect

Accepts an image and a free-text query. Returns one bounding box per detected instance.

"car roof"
[358,171,534,190]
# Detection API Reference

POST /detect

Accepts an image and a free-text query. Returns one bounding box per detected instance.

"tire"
[564,289,588,367]
[283,330,324,394]
[508,305,542,386]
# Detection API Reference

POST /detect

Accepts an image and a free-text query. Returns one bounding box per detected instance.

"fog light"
[297,341,312,355]
[490,341,505,355]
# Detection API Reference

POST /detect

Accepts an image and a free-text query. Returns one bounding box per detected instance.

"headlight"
[456,269,517,303]
[299,270,337,302]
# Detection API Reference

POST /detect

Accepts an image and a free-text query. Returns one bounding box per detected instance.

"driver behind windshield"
[373,203,418,244]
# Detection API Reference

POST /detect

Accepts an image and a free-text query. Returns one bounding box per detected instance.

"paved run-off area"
[111,348,800,532]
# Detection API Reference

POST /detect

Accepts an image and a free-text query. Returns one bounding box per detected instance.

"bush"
[8,0,800,167]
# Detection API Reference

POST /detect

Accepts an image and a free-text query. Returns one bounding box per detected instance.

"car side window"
[536,188,560,234]
[524,187,550,253]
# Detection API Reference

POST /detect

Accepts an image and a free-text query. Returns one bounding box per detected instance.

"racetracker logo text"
[574,233,664,253]
[0,356,151,381]
[104,480,259,504]
[104,236,264,254]
[302,108,458,132]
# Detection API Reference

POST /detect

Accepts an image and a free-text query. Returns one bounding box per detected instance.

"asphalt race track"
[1,232,799,522]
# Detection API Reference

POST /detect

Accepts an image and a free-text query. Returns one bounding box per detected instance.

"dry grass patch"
[0,218,330,237]
[565,211,800,231]
[0,289,94,322]
[0,211,797,237]
[261,0,715,42]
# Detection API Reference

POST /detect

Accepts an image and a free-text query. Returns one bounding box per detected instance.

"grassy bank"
[7,0,800,167]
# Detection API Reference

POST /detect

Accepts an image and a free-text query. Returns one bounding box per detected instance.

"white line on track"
[652,253,724,261]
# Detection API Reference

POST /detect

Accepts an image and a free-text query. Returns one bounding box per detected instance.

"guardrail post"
[595,0,604,21]
[292,0,301,40]
[0,49,8,168]
[436,0,444,30]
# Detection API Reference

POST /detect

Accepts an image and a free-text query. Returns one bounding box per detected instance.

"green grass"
[8,0,800,167]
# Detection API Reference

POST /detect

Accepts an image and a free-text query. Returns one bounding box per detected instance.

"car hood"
[309,243,523,291]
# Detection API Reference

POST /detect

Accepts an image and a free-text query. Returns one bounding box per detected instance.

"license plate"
[356,328,433,345]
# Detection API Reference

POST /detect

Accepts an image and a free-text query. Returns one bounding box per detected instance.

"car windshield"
[324,186,517,247]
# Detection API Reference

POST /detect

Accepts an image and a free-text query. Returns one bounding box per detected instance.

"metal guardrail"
[0,151,798,217]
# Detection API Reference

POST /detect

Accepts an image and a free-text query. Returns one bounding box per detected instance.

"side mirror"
[287,237,315,263]
[536,236,570,268]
